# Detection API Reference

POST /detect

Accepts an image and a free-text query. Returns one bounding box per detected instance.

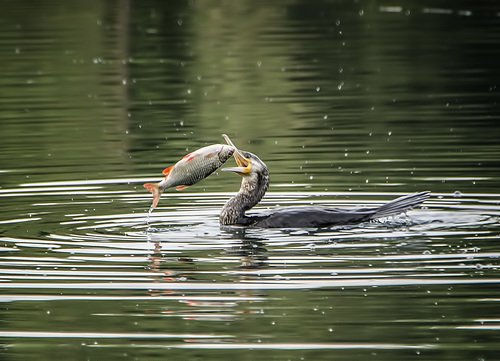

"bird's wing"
[251,207,374,228]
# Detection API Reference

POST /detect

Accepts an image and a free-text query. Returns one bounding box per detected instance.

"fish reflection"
[145,238,267,322]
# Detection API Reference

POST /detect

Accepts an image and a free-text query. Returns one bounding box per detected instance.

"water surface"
[1,1,500,360]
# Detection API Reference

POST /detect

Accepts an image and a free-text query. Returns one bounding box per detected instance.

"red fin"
[183,153,196,162]
[162,165,174,176]
[175,185,188,191]
[143,183,162,208]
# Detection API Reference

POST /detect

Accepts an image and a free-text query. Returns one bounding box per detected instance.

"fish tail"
[143,182,162,208]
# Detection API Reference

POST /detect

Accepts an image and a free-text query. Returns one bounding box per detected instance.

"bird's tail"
[370,191,430,220]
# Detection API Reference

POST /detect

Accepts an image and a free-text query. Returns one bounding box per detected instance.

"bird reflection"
[145,234,268,322]
[220,226,268,269]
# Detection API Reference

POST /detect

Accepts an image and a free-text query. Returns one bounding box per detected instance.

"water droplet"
[423,250,432,255]
[316,86,321,92]
[458,10,472,16]
[453,190,462,198]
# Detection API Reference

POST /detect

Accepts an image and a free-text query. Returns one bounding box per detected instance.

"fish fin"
[183,153,196,162]
[143,183,162,208]
[175,185,189,191]
[162,165,174,176]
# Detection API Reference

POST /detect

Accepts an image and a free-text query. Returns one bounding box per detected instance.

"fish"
[143,143,235,209]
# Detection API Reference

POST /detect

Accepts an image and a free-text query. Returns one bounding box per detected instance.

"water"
[1,1,500,360]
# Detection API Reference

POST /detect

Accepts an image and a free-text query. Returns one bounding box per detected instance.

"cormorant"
[219,136,430,228]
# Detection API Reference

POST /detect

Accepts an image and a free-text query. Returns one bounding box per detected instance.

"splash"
[146,206,154,227]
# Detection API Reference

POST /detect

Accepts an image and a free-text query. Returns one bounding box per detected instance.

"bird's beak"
[224,150,252,175]
[221,134,252,175]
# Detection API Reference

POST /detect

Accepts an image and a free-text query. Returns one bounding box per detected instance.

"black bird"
[219,136,430,228]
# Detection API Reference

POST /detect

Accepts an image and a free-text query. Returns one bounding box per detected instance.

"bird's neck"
[220,173,269,225]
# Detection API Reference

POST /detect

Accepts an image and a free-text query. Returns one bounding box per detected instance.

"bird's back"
[248,192,430,228]
[250,207,374,228]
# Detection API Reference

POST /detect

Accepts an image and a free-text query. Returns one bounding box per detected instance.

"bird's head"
[222,150,267,177]
[220,135,270,218]
[221,135,268,179]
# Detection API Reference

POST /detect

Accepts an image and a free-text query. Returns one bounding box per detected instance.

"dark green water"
[1,1,500,360]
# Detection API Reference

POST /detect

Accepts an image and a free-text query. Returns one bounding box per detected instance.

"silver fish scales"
[144,143,235,209]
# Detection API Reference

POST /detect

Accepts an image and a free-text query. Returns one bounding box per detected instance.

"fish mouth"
[222,134,252,175]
